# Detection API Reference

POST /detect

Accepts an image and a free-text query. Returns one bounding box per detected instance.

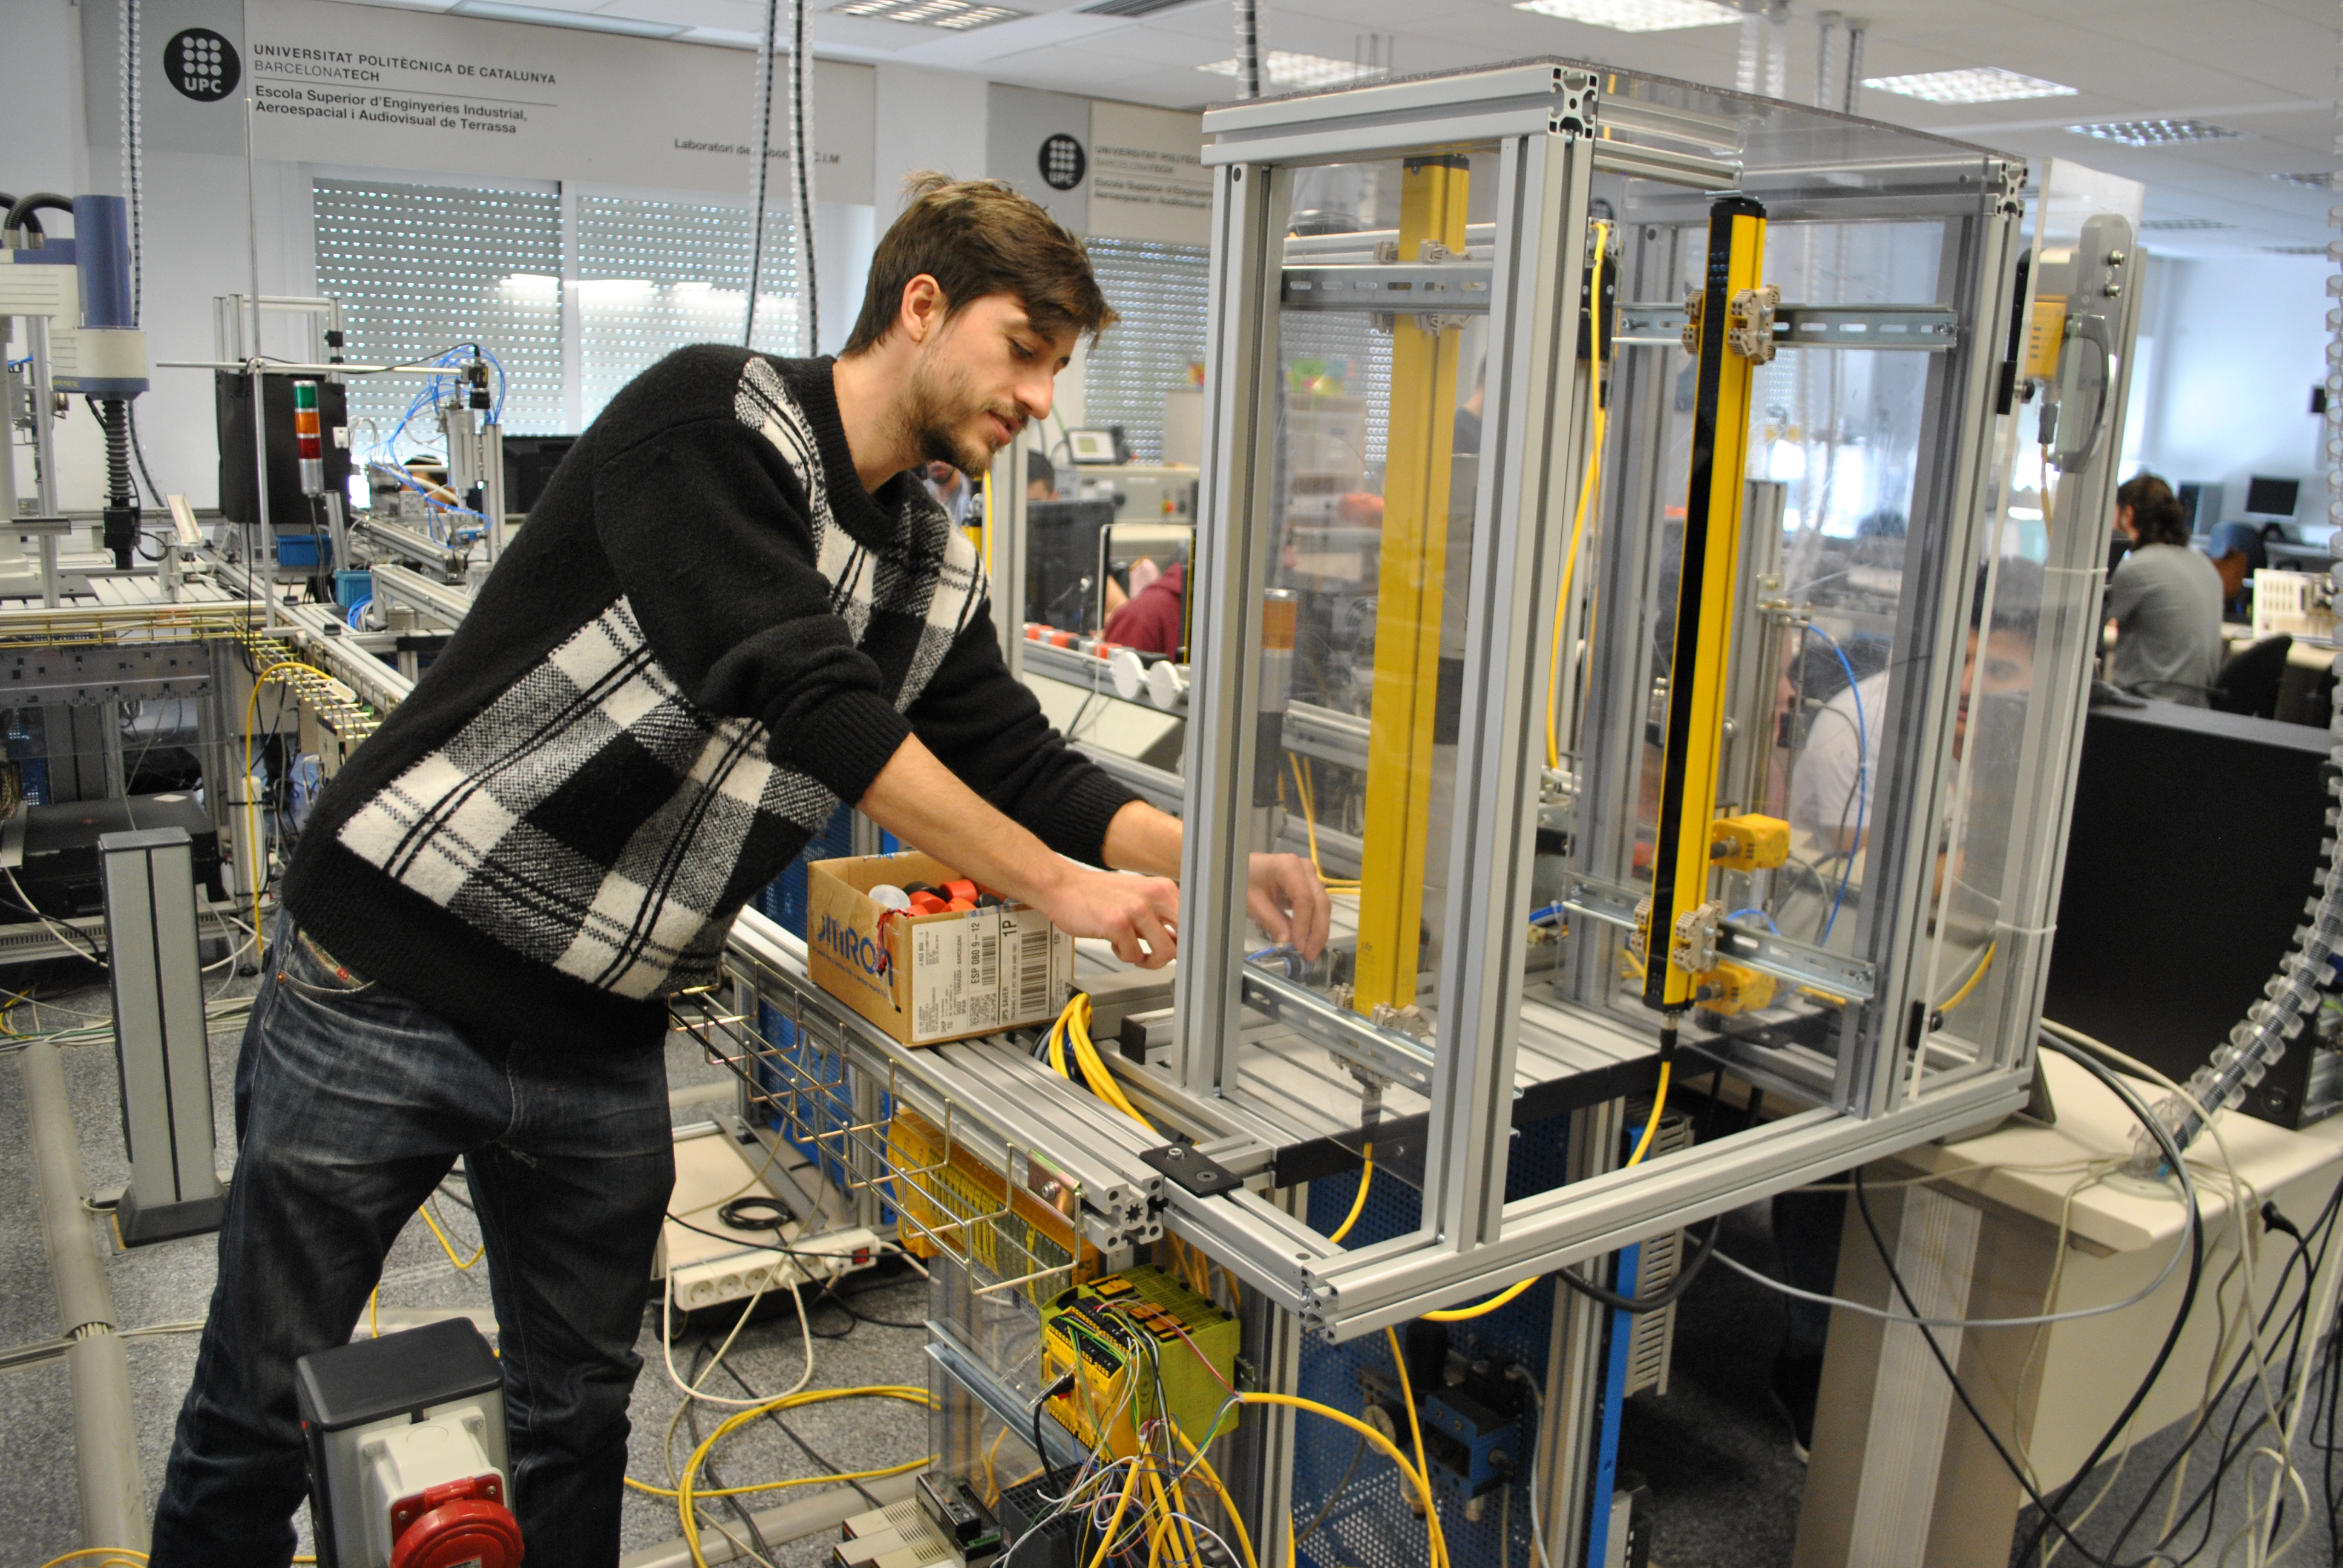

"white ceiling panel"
[304,0,2339,249]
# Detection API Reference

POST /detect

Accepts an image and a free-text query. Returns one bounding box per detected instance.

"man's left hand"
[1248,853,1331,960]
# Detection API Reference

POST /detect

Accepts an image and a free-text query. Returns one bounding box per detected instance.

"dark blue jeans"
[149,919,675,1567]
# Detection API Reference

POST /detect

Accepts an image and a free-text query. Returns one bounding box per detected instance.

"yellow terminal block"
[1694,962,1776,1016]
[1709,813,1788,872]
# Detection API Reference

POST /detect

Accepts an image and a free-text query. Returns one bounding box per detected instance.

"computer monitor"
[1024,498,1117,632]
[2178,482,2221,537]
[2244,475,2301,519]
[500,436,579,517]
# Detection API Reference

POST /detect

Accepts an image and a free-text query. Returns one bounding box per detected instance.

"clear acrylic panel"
[1552,200,1973,1094]
[1247,150,1502,1168]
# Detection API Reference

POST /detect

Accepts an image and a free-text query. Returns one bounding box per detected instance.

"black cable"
[2154,1218,2332,1566]
[790,0,815,349]
[686,1338,781,1563]
[1555,1214,1725,1315]
[2105,1187,2339,1565]
[815,1279,923,1330]
[1555,1080,1758,1315]
[743,0,779,350]
[2010,1033,2205,1566]
[1034,1370,1075,1481]
[1853,1167,2120,1568]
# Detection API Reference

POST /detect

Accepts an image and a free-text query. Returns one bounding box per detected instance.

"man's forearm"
[1102,800,1182,880]
[856,734,1074,906]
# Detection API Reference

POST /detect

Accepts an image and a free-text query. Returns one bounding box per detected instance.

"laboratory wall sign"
[164,27,240,100]
[1039,133,1087,192]
[241,0,873,202]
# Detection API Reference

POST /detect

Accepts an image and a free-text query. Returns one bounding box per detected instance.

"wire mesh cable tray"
[669,978,1116,1307]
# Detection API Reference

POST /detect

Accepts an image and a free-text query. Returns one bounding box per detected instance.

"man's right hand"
[1038,866,1179,969]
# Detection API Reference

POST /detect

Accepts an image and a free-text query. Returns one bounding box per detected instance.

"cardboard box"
[806,851,1075,1047]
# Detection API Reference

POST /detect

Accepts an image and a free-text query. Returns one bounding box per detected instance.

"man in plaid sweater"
[151,176,1328,1567]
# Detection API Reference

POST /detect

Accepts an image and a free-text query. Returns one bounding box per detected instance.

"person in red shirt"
[1104,560,1185,656]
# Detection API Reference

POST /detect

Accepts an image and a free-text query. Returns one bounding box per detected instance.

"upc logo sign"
[814,913,888,979]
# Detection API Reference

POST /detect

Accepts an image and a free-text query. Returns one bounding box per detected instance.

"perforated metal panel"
[1081,238,1209,463]
[311,180,565,440]
[1294,1112,1570,1568]
[575,195,801,427]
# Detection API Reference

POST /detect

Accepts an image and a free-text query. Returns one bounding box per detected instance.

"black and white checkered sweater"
[284,349,1135,1051]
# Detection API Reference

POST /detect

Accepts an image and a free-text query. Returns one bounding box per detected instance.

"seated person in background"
[1104,555,1185,657]
[1027,448,1057,501]
[1788,560,2043,859]
[2105,472,2223,705]
[923,458,977,525]
[2204,520,2267,620]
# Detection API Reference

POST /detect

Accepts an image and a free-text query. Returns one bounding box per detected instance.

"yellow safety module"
[1644,195,1771,1016]
[1693,962,1777,1017]
[1041,1266,1239,1459]
[1355,155,1470,1016]
[1708,813,1789,872]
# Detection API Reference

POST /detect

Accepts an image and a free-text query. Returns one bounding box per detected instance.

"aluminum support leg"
[19,1038,150,1553]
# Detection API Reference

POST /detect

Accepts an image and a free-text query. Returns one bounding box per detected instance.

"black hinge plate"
[1141,1142,1241,1198]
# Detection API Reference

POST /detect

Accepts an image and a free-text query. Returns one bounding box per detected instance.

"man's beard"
[906,356,1001,479]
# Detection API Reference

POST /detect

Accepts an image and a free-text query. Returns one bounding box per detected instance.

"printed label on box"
[907,907,1070,1043]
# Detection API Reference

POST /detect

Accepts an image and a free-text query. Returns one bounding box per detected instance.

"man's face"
[904,291,1076,477]
[1954,626,2036,754]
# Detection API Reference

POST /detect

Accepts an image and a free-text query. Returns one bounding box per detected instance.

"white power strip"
[667,1226,882,1313]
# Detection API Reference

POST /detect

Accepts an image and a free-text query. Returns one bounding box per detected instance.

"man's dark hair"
[1971,555,2045,637]
[2117,471,2191,547]
[843,173,1117,355]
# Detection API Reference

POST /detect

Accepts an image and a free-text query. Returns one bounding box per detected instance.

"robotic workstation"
[684,57,2148,1568]
[1,57,2146,1568]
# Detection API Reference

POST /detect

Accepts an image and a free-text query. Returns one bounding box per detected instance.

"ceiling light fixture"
[1199,50,1387,90]
[1510,0,1743,31]
[448,1,689,36]
[2274,171,2340,189]
[828,0,1028,30]
[2266,245,2333,256]
[2138,218,2236,231]
[2068,119,2245,147]
[1861,67,2077,105]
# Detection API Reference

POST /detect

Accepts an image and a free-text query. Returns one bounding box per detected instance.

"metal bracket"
[1565,873,1876,1000]
[1142,1141,1243,1198]
[1622,300,1958,352]
[1282,263,1495,315]
[1242,967,1435,1094]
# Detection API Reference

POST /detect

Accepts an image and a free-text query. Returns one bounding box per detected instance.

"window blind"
[311,179,565,442]
[1081,238,1209,463]
[575,195,799,427]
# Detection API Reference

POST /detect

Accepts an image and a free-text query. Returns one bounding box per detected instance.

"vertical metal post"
[1354,157,1470,1016]
[1230,1206,1304,1568]
[100,697,128,799]
[200,642,237,847]
[25,316,61,516]
[480,417,507,564]
[1175,158,1282,1098]
[105,826,227,1244]
[1537,1101,1620,1568]
[19,1038,150,1553]
[1423,126,1593,1249]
